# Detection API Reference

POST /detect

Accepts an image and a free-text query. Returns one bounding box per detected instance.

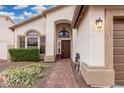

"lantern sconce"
[96,18,103,30]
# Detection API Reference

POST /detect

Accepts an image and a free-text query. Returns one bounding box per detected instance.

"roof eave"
[9,14,43,30]
[9,5,66,30]
[43,5,67,14]
[0,15,15,24]
[72,5,88,28]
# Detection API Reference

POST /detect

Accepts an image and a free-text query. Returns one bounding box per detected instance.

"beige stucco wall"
[14,17,46,48]
[72,28,77,62]
[74,8,90,65]
[81,5,124,66]
[0,42,8,59]
[45,6,75,62]
[89,6,105,66]
[73,6,105,67]
[0,16,14,60]
[0,16,14,45]
[73,6,108,87]
[73,5,124,87]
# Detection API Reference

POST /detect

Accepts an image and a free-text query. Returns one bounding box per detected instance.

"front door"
[61,40,70,58]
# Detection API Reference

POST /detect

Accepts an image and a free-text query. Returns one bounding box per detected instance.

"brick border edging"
[70,61,89,88]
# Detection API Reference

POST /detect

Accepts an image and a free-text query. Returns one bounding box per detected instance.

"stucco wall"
[0,42,8,60]
[86,5,124,66]
[76,6,124,87]
[0,42,14,60]
[75,6,105,66]
[0,16,14,45]
[87,6,124,66]
[75,8,90,65]
[88,6,105,66]
[45,6,75,59]
[72,28,77,62]
[0,16,14,60]
[14,17,46,48]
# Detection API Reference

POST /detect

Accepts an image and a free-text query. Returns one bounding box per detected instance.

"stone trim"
[105,7,124,86]
[40,54,45,60]
[105,8,124,69]
[71,61,89,88]
[80,63,115,87]
[44,55,55,62]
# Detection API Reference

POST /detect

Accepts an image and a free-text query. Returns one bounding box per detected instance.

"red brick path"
[45,59,79,88]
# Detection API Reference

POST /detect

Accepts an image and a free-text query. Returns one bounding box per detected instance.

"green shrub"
[9,48,40,62]
[1,64,48,86]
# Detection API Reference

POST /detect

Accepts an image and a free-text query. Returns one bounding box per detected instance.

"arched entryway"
[55,20,72,59]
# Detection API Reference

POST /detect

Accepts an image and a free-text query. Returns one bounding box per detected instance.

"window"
[27,38,38,48]
[26,31,39,48]
[58,31,70,38]
[57,40,61,54]
[19,31,46,54]
[19,36,25,48]
[40,36,45,53]
[27,31,39,36]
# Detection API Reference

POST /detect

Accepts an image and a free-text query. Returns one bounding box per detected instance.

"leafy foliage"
[9,48,40,62]
[1,64,47,86]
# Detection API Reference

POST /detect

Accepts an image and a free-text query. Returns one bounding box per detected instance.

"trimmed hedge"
[9,48,40,62]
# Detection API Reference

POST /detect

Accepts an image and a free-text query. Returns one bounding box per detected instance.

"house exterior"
[9,5,74,61]
[1,5,124,87]
[72,5,124,87]
[0,15,15,60]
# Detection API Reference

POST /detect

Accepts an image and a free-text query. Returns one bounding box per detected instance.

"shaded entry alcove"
[55,21,72,59]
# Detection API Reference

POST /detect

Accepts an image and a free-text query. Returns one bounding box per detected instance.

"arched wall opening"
[55,19,72,59]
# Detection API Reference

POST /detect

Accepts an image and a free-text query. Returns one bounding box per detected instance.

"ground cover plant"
[0,64,48,87]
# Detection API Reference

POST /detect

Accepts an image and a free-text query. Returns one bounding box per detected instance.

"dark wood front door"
[61,40,70,58]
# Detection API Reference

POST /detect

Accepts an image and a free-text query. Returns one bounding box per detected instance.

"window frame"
[19,36,25,48]
[58,31,70,38]
[26,31,39,49]
[40,36,46,54]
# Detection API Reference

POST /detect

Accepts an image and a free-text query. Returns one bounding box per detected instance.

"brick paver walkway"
[45,59,79,88]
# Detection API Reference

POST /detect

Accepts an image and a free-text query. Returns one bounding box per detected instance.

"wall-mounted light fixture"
[96,18,103,29]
